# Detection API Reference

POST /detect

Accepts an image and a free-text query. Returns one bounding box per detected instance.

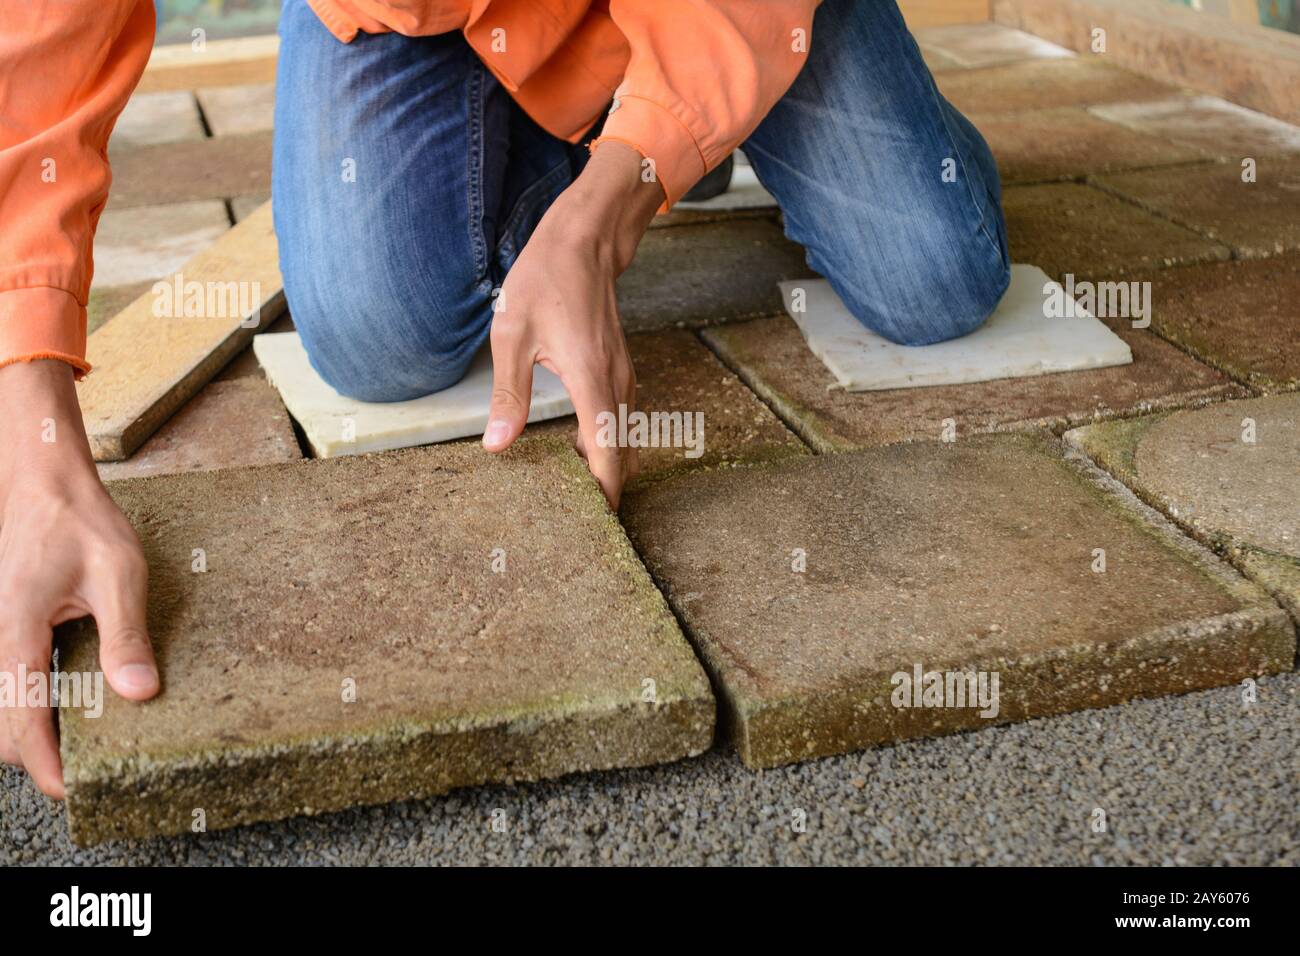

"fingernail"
[116,663,158,693]
[483,419,511,447]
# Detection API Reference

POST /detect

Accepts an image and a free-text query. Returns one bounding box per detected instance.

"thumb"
[483,329,535,453]
[92,557,159,701]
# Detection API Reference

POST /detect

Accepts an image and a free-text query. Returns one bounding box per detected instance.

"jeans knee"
[283,265,489,403]
[836,238,1010,347]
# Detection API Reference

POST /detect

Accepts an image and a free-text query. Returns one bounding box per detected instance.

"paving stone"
[919,45,965,72]
[1066,395,1300,622]
[971,107,1207,184]
[96,377,300,481]
[915,22,1075,69]
[622,433,1293,768]
[1093,159,1300,259]
[196,83,276,136]
[1089,95,1300,162]
[109,91,205,150]
[106,133,273,210]
[1004,182,1231,282]
[1137,255,1300,394]
[704,312,1241,453]
[530,329,807,482]
[935,59,1177,115]
[617,217,814,332]
[58,438,715,844]
[92,200,231,288]
[86,282,153,337]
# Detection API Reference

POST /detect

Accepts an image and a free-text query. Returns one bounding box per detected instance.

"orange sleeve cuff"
[0,287,91,379]
[591,95,708,211]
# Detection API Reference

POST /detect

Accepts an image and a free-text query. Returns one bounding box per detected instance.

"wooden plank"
[992,0,1300,125]
[899,0,991,28]
[78,201,284,461]
[137,35,279,93]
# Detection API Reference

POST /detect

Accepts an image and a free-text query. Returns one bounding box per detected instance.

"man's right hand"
[0,360,158,799]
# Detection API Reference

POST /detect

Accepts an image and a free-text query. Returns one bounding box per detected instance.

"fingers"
[88,551,158,702]
[564,370,629,511]
[483,321,536,454]
[1,620,64,799]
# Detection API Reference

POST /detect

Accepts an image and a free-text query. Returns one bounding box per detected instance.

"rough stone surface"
[106,133,273,210]
[1093,159,1300,259]
[530,329,806,482]
[110,91,205,150]
[1089,95,1300,162]
[96,378,301,482]
[58,439,714,844]
[92,200,231,288]
[623,434,1292,768]
[617,217,813,332]
[705,314,1241,452]
[1004,182,1231,281]
[935,59,1177,115]
[1066,395,1300,622]
[1138,255,1300,393]
[8,671,1299,864]
[972,107,1207,184]
[915,22,1075,69]
[195,83,276,136]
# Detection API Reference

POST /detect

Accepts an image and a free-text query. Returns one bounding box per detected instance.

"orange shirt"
[0,1,818,377]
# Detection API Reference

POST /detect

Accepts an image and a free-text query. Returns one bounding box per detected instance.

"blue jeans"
[273,0,1010,402]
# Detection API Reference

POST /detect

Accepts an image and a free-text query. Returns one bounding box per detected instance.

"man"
[0,0,1008,797]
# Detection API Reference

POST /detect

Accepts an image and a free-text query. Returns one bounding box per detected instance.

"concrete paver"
[623,434,1292,767]
[936,59,1177,115]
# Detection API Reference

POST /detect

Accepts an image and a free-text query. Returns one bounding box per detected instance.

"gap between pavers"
[702,312,1241,453]
[1066,395,1300,625]
[971,107,1209,184]
[935,58,1178,116]
[109,91,205,151]
[96,377,301,482]
[617,217,813,332]
[622,432,1293,768]
[195,83,276,137]
[1004,181,1231,282]
[1092,158,1300,259]
[1132,254,1300,394]
[58,437,715,844]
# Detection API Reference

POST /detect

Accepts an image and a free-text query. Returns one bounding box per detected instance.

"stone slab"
[1004,182,1231,282]
[1093,159,1300,259]
[971,107,1207,184]
[195,83,276,136]
[529,329,806,482]
[915,22,1075,69]
[935,59,1177,116]
[106,133,273,210]
[92,200,231,288]
[623,433,1293,768]
[78,200,285,461]
[110,91,205,150]
[1066,395,1300,622]
[96,377,301,482]
[782,264,1132,392]
[1138,254,1300,394]
[58,438,716,844]
[919,45,965,72]
[230,193,270,223]
[704,311,1241,453]
[254,332,574,458]
[138,35,279,94]
[1089,95,1300,162]
[617,217,814,332]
